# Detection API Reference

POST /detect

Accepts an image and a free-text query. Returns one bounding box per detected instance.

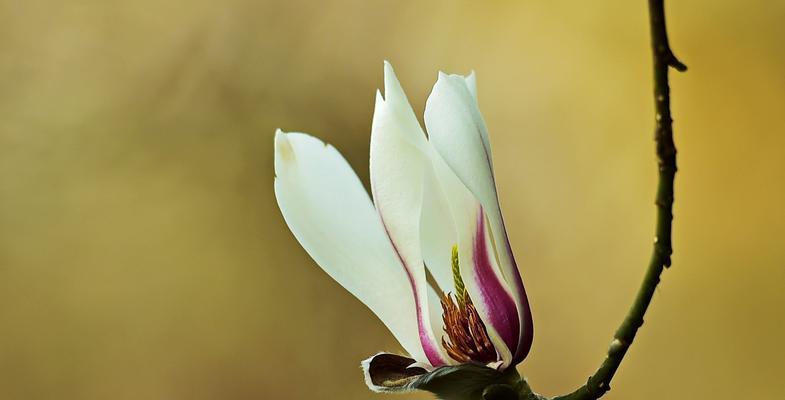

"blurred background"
[1,1,783,399]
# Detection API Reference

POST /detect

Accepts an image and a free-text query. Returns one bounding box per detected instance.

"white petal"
[420,166,458,293]
[422,134,519,369]
[273,130,427,363]
[425,72,496,212]
[429,152,517,369]
[461,71,492,158]
[425,72,533,361]
[370,63,451,366]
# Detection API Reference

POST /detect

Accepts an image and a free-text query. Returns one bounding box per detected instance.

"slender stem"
[550,2,686,399]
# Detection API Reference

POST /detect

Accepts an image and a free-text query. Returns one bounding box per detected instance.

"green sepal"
[363,354,543,400]
[410,363,541,400]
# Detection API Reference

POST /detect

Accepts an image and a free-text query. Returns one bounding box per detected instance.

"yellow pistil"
[451,245,465,306]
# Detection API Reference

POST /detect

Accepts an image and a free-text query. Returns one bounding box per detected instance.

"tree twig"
[550,1,686,399]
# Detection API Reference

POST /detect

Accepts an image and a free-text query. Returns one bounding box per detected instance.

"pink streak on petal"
[378,215,447,367]
[484,156,533,363]
[471,206,520,354]
[499,222,533,363]
[469,114,533,364]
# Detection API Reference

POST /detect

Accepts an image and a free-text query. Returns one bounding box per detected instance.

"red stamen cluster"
[440,291,496,363]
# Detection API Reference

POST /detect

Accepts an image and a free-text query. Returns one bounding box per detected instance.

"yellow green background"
[1,1,783,399]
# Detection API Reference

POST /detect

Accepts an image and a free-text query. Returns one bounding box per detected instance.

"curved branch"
[550,1,686,399]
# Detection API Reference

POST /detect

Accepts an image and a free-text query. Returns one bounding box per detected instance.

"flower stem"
[549,1,686,399]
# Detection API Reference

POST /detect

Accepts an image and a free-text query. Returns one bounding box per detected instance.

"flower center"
[440,246,497,364]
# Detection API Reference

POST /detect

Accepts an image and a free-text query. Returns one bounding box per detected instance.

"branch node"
[607,338,627,357]
[667,53,688,72]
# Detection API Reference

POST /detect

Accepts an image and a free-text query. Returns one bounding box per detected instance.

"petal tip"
[274,130,295,168]
[383,62,404,102]
[383,61,394,79]
[464,71,478,100]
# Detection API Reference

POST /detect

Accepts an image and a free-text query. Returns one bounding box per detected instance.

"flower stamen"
[440,245,497,364]
[440,291,496,363]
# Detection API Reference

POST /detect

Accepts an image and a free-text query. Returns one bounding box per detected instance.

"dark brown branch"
[549,1,686,399]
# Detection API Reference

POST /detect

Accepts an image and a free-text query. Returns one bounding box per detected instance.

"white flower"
[274,62,533,393]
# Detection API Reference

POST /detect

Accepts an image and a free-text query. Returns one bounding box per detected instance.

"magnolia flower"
[274,62,533,398]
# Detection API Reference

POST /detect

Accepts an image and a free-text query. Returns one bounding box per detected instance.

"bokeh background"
[1,1,784,399]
